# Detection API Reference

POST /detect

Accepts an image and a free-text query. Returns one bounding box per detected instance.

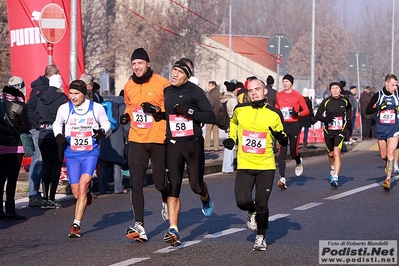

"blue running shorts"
[66,156,98,184]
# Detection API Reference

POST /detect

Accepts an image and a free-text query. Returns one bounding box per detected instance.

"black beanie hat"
[266,75,274,85]
[329,81,342,90]
[224,81,236,92]
[69,80,87,95]
[173,60,193,78]
[283,74,294,84]
[131,48,150,62]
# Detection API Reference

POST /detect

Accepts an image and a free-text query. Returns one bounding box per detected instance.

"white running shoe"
[277,177,287,189]
[253,235,267,251]
[161,202,169,221]
[125,222,148,242]
[295,158,303,176]
[246,212,257,231]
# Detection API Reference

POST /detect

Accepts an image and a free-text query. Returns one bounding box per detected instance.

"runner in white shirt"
[53,80,110,238]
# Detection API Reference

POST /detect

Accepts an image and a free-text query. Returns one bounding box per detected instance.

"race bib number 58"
[169,114,194,137]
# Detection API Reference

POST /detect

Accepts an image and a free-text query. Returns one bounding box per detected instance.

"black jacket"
[299,97,314,128]
[0,86,31,146]
[36,86,68,127]
[27,75,49,128]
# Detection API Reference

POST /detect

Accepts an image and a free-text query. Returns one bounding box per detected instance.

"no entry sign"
[39,3,66,44]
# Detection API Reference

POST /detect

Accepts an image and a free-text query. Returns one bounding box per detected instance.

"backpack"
[101,101,119,131]
[216,102,230,130]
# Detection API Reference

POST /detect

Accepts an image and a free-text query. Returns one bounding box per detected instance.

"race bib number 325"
[70,131,93,151]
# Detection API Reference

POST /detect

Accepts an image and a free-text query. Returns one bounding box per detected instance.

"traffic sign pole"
[47,43,54,65]
[39,4,66,66]
[267,34,292,91]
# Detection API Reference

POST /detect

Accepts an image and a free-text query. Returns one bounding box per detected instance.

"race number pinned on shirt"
[132,106,153,128]
[380,110,395,124]
[70,131,93,151]
[169,114,194,137]
[281,107,292,121]
[328,116,343,130]
[241,130,266,154]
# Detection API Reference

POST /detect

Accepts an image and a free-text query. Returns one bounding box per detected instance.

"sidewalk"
[14,138,377,198]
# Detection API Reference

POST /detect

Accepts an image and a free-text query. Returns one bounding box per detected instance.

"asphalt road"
[1,147,398,266]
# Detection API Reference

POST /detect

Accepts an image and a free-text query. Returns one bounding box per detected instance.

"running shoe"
[47,200,62,209]
[295,158,303,176]
[161,202,169,221]
[125,222,148,242]
[382,178,391,191]
[247,212,257,231]
[329,175,338,188]
[164,228,181,246]
[394,168,399,175]
[330,168,334,176]
[42,200,62,209]
[87,180,93,206]
[277,177,287,189]
[29,197,43,207]
[201,196,214,216]
[68,223,81,238]
[41,200,49,209]
[253,235,267,251]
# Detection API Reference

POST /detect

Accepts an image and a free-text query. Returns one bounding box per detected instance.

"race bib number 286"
[241,130,266,154]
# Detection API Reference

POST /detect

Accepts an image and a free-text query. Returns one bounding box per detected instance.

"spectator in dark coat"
[204,81,221,152]
[26,64,60,207]
[36,74,68,208]
[359,86,373,140]
[98,95,129,194]
[299,88,313,150]
[0,77,31,220]
[265,75,277,107]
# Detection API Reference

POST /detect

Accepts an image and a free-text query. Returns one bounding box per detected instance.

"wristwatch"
[188,108,194,115]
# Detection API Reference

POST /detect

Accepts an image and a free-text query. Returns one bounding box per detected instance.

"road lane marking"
[204,228,246,238]
[324,178,398,200]
[109,258,149,265]
[154,240,202,253]
[269,214,290,221]
[293,202,322,210]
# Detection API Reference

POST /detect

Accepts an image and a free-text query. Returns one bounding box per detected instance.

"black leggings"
[235,169,275,235]
[0,153,23,210]
[128,142,168,224]
[39,135,64,201]
[166,137,205,198]
[278,121,301,177]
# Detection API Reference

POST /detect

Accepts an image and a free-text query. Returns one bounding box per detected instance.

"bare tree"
[350,1,396,88]
[288,24,351,91]
[0,0,10,86]
[81,0,117,80]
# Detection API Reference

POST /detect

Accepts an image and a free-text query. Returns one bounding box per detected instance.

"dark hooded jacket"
[27,75,49,128]
[36,86,68,138]
[0,86,31,147]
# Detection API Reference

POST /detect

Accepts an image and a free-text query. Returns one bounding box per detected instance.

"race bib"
[132,106,153,128]
[281,107,292,121]
[328,116,343,130]
[70,131,93,151]
[241,130,266,154]
[169,114,194,137]
[380,110,395,124]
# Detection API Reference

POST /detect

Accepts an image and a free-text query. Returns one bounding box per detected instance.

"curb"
[15,143,356,196]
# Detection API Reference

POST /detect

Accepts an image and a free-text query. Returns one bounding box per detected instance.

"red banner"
[6,0,85,100]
